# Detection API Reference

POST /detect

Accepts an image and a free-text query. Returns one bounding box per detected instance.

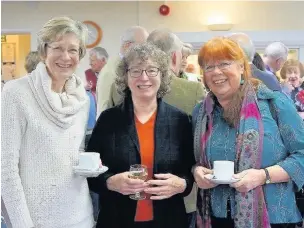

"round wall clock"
[83,20,102,48]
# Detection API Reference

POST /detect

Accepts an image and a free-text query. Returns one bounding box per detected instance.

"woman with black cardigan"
[87,43,194,228]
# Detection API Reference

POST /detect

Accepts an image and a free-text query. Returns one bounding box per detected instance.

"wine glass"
[128,164,148,200]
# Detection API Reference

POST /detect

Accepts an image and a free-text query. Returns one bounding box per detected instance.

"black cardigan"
[87,96,195,228]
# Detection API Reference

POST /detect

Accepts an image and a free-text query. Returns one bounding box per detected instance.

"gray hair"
[264,42,289,60]
[120,26,148,45]
[147,29,183,54]
[25,51,40,73]
[182,43,193,56]
[37,16,88,60]
[89,47,109,60]
[227,32,255,62]
[115,43,171,99]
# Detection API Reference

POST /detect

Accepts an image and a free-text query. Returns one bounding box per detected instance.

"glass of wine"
[129,164,148,200]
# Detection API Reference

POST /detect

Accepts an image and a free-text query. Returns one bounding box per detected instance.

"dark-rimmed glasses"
[127,67,160,78]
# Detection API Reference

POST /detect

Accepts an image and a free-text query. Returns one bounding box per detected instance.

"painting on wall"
[2,43,16,63]
[1,43,17,81]
[1,42,17,81]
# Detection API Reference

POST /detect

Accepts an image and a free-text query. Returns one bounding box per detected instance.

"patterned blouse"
[291,82,304,112]
[281,82,304,112]
[193,88,304,224]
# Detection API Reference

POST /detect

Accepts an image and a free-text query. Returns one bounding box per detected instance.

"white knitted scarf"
[28,62,88,129]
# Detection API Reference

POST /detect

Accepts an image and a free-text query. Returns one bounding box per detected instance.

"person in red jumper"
[85,47,108,96]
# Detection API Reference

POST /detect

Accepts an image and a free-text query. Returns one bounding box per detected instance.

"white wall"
[2,1,304,80]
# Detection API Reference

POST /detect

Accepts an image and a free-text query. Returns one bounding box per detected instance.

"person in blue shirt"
[85,86,97,147]
[85,85,98,221]
[193,37,304,228]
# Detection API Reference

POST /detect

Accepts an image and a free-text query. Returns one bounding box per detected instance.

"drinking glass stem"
[135,192,140,198]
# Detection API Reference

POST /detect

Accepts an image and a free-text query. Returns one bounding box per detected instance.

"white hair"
[89,47,109,60]
[182,43,193,56]
[227,32,255,62]
[147,29,183,54]
[120,26,148,45]
[264,42,289,60]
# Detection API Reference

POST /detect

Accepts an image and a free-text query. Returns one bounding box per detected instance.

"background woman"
[280,59,304,119]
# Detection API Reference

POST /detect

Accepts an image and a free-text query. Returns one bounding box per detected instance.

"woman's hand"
[144,173,186,200]
[106,172,146,195]
[193,166,218,189]
[230,169,266,193]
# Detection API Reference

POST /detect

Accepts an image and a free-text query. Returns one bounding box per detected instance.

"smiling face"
[281,59,304,88]
[44,33,80,82]
[198,37,251,103]
[127,59,161,101]
[204,60,244,100]
[285,67,301,88]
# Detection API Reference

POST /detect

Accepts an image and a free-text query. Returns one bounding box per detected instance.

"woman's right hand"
[193,166,218,189]
[106,172,147,195]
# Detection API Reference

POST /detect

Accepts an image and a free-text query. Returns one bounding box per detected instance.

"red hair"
[198,37,252,81]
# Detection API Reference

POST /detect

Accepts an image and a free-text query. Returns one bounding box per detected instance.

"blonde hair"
[25,51,40,73]
[37,16,88,60]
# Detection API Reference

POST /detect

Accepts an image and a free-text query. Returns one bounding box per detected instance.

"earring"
[240,75,244,85]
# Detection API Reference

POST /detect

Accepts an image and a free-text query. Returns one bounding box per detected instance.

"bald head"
[227,32,255,62]
[120,26,149,55]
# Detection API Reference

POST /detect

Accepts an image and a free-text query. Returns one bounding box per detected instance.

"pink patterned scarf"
[193,83,270,228]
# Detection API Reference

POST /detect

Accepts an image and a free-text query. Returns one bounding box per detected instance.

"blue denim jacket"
[192,88,304,224]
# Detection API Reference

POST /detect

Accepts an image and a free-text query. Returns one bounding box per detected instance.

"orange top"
[134,111,156,222]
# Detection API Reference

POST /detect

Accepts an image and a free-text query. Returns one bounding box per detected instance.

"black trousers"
[210,216,297,228]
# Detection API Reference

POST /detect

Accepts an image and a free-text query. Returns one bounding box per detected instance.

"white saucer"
[205,174,240,184]
[73,166,108,177]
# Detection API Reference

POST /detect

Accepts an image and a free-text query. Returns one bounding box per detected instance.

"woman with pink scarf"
[192,37,304,228]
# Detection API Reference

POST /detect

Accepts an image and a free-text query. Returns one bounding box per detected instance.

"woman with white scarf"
[1,16,94,228]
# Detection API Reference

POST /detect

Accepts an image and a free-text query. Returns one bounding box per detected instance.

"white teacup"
[78,152,100,171]
[213,160,234,180]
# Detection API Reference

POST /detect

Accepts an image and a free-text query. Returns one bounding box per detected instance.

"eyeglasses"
[127,67,160,78]
[204,62,234,73]
[47,44,79,57]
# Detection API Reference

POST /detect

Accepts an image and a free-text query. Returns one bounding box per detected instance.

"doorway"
[1,34,31,81]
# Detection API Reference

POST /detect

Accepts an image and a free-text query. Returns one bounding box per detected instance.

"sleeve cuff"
[178,175,194,197]
[277,160,304,191]
[88,172,115,194]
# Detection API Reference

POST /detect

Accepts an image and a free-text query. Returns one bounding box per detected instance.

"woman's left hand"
[144,173,186,200]
[230,169,266,193]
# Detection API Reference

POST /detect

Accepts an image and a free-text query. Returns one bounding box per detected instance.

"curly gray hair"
[115,42,172,99]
